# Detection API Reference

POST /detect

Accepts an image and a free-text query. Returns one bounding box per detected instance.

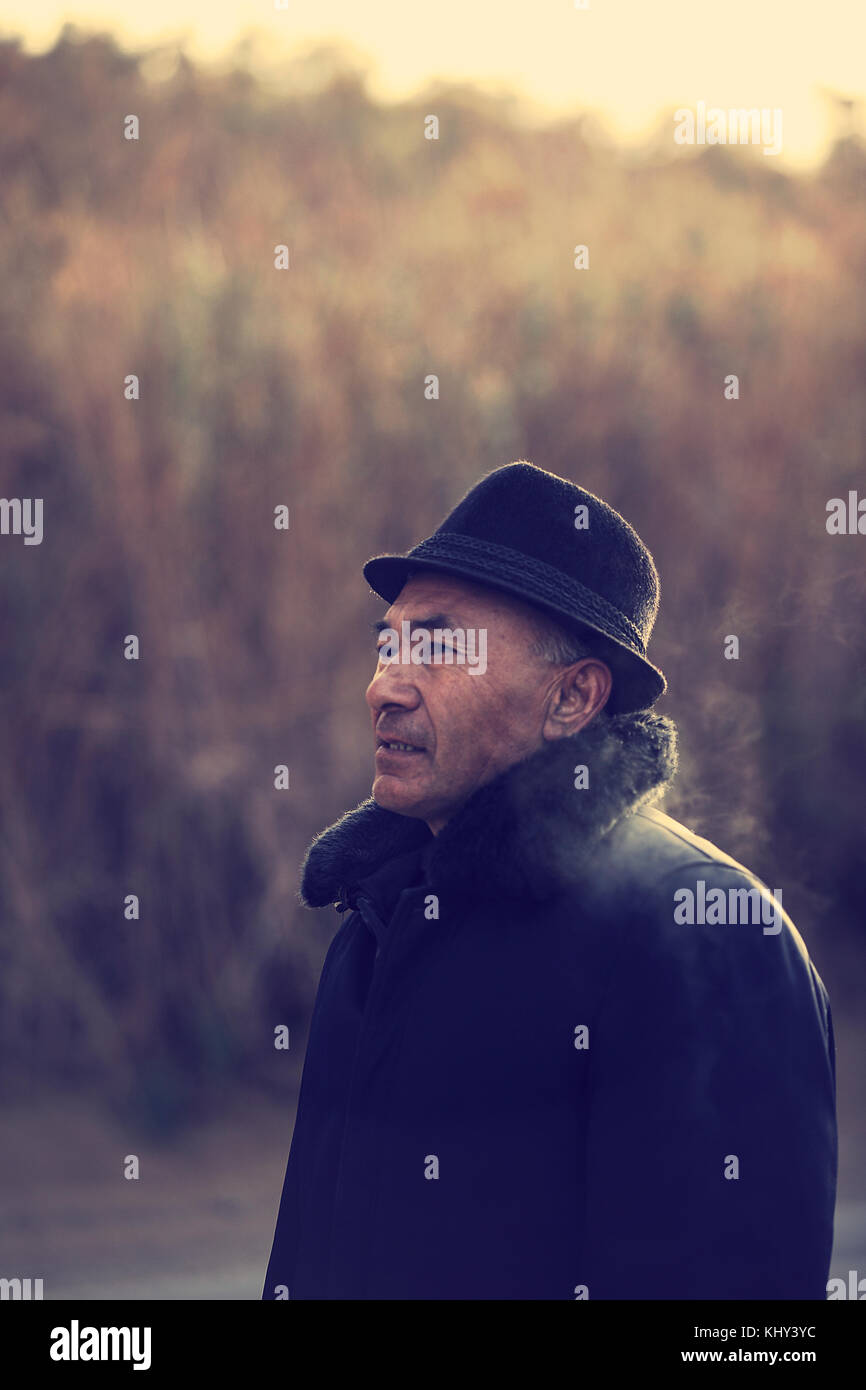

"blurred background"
[0,1,864,1298]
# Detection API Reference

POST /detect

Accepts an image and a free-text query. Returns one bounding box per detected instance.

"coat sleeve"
[581,861,838,1299]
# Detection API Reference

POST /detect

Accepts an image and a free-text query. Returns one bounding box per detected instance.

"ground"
[1,1089,863,1299]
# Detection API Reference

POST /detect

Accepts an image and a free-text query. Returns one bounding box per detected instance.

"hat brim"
[363,554,666,715]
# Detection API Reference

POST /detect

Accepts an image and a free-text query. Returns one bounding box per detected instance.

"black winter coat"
[263,712,837,1300]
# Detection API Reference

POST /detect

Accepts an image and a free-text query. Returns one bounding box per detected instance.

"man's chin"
[371,774,429,820]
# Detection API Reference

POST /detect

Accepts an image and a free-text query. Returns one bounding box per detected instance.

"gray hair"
[528,614,613,718]
[528,613,596,667]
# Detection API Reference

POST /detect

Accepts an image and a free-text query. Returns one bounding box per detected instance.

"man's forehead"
[382,573,510,624]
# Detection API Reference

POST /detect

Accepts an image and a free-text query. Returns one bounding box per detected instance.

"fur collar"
[301,711,678,909]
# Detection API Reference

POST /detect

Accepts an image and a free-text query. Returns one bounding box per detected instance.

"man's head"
[365,571,612,834]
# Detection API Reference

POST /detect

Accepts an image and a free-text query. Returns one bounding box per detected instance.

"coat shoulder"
[582,805,820,982]
[602,804,752,880]
[588,803,775,903]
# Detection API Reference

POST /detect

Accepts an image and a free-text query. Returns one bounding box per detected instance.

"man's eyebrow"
[370,614,458,634]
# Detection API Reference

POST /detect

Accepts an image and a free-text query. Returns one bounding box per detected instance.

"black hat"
[362,460,666,714]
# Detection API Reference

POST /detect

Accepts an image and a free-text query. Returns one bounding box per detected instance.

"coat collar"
[300,710,678,910]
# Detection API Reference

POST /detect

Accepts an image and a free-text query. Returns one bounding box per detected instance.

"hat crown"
[434,462,660,645]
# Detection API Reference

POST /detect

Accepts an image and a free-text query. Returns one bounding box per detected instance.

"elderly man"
[263,460,837,1300]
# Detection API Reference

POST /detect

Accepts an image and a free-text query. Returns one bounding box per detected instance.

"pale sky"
[5,0,865,166]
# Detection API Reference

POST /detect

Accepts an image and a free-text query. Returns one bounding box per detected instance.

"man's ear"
[542,659,612,740]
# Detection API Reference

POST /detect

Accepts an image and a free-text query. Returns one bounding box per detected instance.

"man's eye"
[373,638,458,661]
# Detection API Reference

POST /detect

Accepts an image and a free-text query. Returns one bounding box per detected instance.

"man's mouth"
[376,737,427,755]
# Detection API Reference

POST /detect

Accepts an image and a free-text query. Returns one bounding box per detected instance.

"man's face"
[365,573,568,834]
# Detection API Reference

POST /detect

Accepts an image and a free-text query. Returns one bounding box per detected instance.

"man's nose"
[365,658,421,713]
